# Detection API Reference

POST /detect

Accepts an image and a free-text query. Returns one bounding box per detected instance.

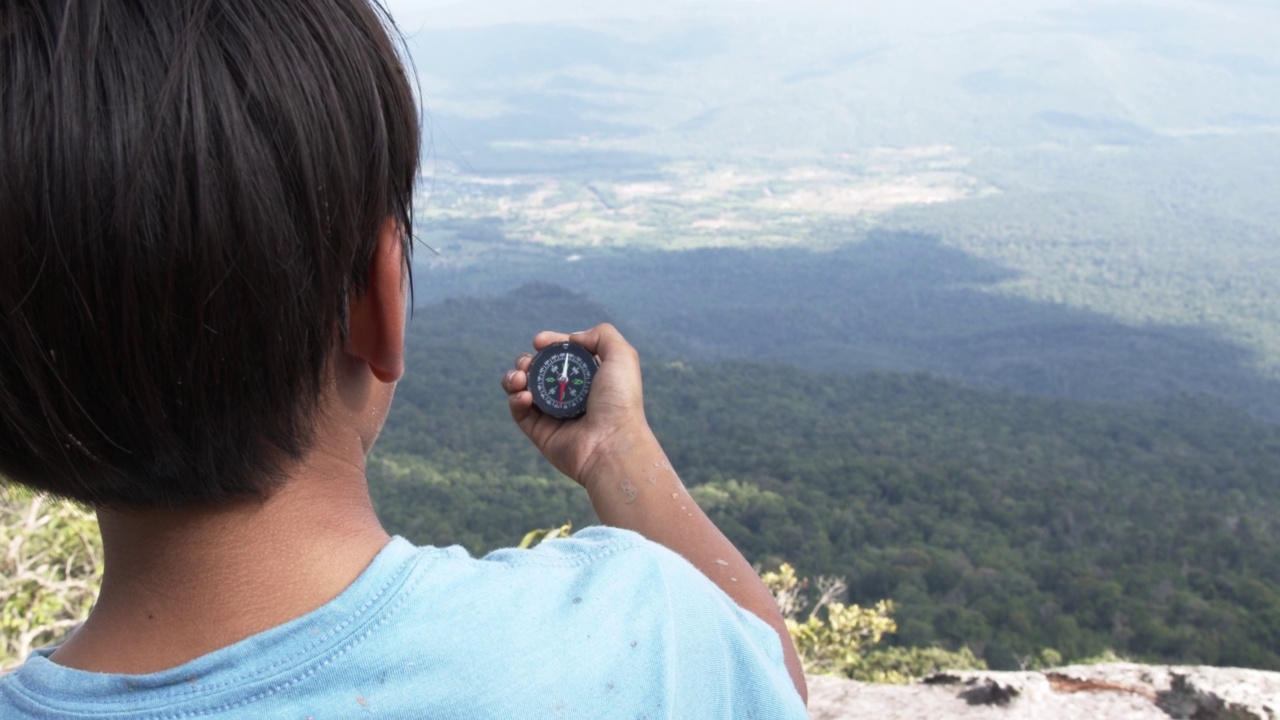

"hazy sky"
[383,0,712,29]
[382,0,1280,27]
[383,0,1280,52]
[380,0,960,30]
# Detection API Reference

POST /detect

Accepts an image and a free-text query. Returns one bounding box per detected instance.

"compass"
[527,341,598,420]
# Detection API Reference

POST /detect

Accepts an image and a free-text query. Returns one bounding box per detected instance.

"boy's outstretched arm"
[502,323,808,704]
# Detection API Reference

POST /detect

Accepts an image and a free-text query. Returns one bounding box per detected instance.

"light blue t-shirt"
[1,527,806,718]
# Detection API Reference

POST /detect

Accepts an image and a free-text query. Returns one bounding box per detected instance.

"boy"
[0,0,807,716]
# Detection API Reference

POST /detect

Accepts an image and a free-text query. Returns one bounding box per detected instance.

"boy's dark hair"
[0,0,419,508]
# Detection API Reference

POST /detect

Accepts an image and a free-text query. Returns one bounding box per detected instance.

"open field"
[416,148,995,251]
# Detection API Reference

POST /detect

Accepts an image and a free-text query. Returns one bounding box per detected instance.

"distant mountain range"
[403,0,1280,158]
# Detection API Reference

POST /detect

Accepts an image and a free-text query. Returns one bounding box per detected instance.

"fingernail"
[504,370,516,384]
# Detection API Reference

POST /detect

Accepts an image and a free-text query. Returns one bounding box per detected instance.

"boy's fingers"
[531,324,629,358]
[532,331,570,351]
[501,369,528,394]
[570,324,637,368]
[508,390,535,421]
[532,326,611,353]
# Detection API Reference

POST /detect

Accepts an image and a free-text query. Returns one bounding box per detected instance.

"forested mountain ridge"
[372,286,1280,672]
[415,230,1280,421]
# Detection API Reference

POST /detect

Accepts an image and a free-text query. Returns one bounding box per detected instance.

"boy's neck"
[48,446,390,675]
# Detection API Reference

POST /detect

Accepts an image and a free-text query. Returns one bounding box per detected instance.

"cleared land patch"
[416,147,994,251]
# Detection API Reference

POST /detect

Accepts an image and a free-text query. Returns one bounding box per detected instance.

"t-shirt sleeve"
[567,527,808,719]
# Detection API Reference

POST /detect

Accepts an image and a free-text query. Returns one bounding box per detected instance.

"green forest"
[371,286,1280,672]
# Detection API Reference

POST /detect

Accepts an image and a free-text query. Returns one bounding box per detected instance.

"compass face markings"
[527,342,598,420]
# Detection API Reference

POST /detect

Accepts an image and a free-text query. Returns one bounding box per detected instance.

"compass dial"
[528,341,597,420]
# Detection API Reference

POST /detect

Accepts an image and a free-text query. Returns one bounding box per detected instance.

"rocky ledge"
[807,663,1280,719]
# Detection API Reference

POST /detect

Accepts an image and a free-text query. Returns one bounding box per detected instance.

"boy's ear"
[347,218,407,383]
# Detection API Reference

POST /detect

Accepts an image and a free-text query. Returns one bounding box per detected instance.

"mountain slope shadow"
[438,232,1280,420]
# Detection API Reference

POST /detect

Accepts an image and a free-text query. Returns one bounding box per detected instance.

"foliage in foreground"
[761,562,984,683]
[1,493,980,685]
[0,485,1219,684]
[0,486,102,670]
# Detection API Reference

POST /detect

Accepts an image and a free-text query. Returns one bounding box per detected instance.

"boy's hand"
[501,324,652,486]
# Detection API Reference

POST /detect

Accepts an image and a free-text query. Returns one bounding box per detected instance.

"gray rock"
[806,664,1280,720]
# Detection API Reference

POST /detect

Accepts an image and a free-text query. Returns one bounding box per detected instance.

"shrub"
[0,486,102,670]
[762,562,985,682]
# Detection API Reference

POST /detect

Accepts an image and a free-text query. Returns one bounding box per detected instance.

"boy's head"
[0,0,419,509]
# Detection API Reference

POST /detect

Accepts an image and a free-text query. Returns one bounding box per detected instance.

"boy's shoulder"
[1,528,805,719]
